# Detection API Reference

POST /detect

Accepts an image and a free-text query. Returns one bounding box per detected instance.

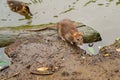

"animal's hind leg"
[57,26,65,41]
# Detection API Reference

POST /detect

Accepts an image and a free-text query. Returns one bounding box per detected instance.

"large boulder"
[0,22,102,47]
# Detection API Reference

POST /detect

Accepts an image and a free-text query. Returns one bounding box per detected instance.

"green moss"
[0,23,55,31]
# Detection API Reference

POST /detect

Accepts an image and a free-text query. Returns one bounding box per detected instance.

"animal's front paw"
[70,42,74,45]
[61,37,65,41]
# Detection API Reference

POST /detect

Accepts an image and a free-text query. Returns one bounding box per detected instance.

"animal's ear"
[73,33,77,37]
[22,6,26,11]
[78,32,82,35]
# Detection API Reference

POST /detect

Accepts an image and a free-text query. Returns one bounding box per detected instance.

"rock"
[0,22,102,48]
[0,34,17,47]
[77,25,102,43]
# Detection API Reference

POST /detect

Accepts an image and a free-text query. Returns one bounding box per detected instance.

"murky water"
[0,0,120,58]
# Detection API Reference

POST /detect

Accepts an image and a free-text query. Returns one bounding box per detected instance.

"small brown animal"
[7,0,32,17]
[57,19,83,46]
